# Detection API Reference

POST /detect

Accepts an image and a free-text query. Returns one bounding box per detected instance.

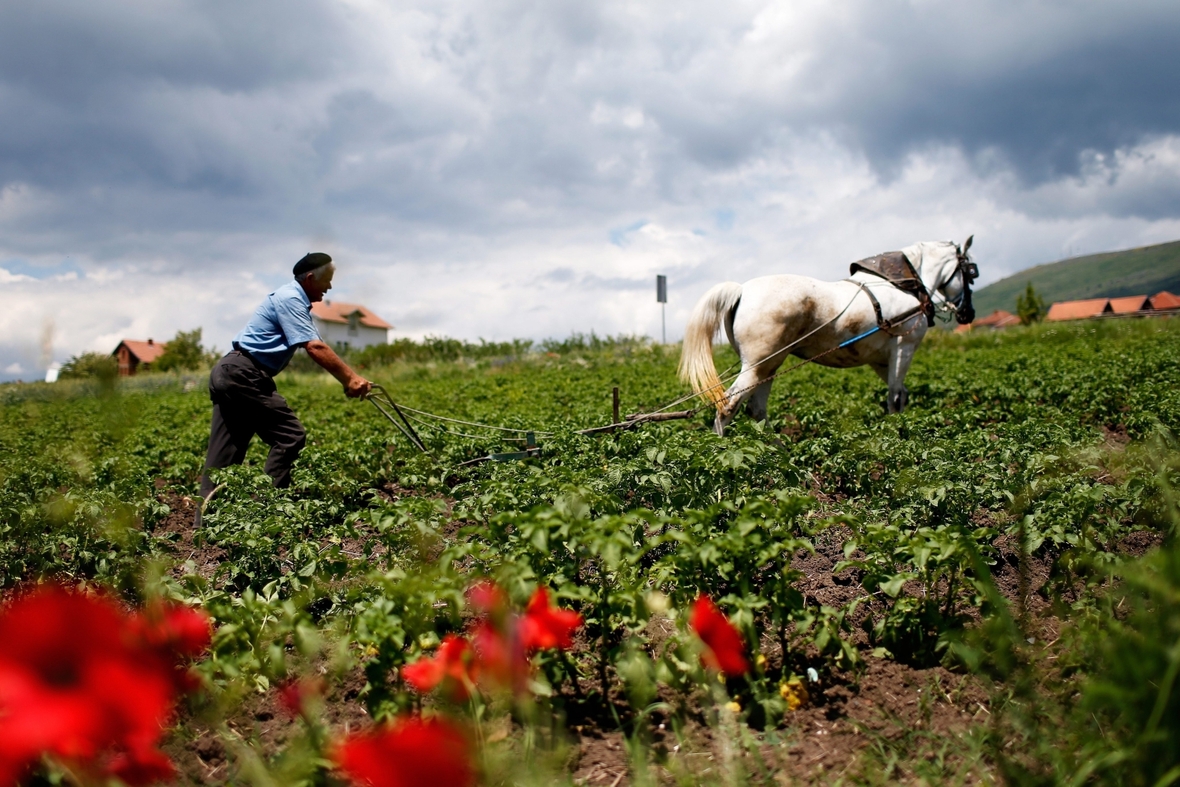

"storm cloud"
[3,0,1179,379]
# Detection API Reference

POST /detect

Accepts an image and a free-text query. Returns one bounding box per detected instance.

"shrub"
[1016,282,1047,324]
[153,328,215,372]
[57,351,118,382]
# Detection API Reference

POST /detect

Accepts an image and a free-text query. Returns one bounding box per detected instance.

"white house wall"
[313,320,389,351]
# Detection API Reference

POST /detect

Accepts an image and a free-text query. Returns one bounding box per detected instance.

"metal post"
[656,274,667,344]
[612,386,620,423]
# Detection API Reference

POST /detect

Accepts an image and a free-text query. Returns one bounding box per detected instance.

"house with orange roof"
[310,300,392,351]
[112,338,166,376]
[1045,292,1177,322]
[1046,298,1112,322]
[954,309,1021,332]
[1108,295,1152,314]
[1151,291,1180,310]
[976,309,1021,329]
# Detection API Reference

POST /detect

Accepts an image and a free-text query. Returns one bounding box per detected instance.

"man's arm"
[305,340,372,398]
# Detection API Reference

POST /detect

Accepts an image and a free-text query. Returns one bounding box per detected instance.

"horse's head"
[950,236,978,324]
[925,236,978,324]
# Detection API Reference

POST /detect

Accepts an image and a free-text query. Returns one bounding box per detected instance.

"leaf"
[879,575,908,598]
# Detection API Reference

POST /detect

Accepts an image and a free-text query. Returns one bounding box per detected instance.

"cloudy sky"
[3,0,1179,380]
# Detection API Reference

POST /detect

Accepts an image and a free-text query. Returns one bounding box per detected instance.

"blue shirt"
[233,280,320,373]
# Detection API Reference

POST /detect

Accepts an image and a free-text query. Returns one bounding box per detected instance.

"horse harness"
[844,242,979,334]
[846,252,935,335]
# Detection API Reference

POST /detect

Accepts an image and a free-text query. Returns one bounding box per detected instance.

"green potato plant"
[2,319,1180,784]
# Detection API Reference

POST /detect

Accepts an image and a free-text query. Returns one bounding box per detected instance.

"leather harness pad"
[849,251,915,284]
[849,251,935,327]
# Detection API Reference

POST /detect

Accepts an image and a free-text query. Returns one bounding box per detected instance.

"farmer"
[197,252,372,515]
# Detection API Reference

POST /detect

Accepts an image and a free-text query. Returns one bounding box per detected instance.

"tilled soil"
[764,658,988,782]
[163,669,371,786]
[569,656,989,785]
[149,490,1164,785]
[154,494,227,580]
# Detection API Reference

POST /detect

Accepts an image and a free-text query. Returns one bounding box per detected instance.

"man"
[198,252,372,513]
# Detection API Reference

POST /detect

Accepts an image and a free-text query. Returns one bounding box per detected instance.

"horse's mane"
[901,241,959,284]
[902,240,956,266]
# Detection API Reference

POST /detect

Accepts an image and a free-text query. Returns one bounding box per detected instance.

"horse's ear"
[962,235,974,254]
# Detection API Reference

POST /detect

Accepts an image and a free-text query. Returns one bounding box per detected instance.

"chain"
[394,403,554,437]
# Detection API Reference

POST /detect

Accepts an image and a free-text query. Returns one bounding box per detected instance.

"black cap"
[293,252,332,278]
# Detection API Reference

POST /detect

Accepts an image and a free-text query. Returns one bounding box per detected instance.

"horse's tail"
[679,282,742,407]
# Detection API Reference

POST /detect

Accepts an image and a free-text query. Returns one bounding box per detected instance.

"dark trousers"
[199,352,307,499]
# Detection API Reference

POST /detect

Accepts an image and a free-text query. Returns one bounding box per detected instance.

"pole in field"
[656,274,667,344]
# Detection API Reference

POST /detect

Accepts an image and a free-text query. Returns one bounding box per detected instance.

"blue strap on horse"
[838,325,881,348]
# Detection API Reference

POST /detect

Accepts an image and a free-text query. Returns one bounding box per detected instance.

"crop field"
[2,318,1180,786]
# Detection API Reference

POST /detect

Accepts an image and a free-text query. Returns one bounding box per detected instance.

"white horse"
[679,239,978,435]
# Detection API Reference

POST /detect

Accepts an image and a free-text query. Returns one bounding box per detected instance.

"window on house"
[348,312,360,336]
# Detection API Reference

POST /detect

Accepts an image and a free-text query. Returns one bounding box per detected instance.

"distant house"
[954,309,1021,333]
[1045,292,1176,322]
[1108,295,1152,314]
[1151,291,1180,310]
[1046,298,1113,322]
[310,300,392,352]
[113,338,166,376]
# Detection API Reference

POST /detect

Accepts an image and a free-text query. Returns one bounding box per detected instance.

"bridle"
[930,237,978,325]
[845,237,979,332]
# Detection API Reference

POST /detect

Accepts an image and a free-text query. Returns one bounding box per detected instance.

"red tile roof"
[1151,291,1180,310]
[310,300,393,330]
[1046,298,1112,321]
[1108,295,1151,314]
[114,339,167,364]
[975,309,1021,328]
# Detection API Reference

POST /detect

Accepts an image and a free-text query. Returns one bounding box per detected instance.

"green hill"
[971,239,1180,316]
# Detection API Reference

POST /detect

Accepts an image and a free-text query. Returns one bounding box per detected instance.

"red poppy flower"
[466,580,508,616]
[402,636,477,700]
[333,717,475,787]
[0,753,26,787]
[104,746,178,786]
[470,619,530,694]
[0,585,206,783]
[129,601,213,695]
[0,587,172,762]
[689,596,749,677]
[519,587,582,652]
[277,676,325,718]
[133,601,213,659]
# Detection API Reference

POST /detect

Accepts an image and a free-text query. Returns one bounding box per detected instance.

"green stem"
[599,563,610,701]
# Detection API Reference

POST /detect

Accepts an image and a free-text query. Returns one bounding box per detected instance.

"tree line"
[56,329,653,380]
[58,329,218,380]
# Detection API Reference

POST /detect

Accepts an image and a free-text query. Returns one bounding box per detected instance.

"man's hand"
[305,340,372,399]
[346,375,372,399]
